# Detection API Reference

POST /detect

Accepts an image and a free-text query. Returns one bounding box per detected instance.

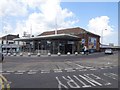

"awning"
[13,34,80,41]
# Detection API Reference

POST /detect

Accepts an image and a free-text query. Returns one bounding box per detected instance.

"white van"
[0,52,4,62]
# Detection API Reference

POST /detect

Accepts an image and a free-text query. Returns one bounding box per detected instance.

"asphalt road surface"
[0,51,118,89]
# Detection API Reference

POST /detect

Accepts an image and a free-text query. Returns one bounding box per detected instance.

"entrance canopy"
[13,34,80,41]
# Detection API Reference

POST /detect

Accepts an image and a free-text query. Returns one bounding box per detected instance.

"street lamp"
[101,29,107,44]
[5,31,8,54]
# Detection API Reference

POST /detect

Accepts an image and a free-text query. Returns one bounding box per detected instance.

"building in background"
[14,27,100,54]
[0,34,20,53]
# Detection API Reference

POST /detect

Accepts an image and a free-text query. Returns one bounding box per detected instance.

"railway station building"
[14,27,100,54]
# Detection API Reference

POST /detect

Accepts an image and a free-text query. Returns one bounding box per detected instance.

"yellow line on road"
[0,74,10,90]
[0,76,4,89]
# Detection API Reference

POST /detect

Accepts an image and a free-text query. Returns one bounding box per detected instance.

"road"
[0,51,118,89]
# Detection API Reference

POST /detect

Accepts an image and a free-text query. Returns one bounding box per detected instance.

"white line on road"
[66,69,76,72]
[78,69,87,71]
[53,69,63,73]
[65,68,73,70]
[6,71,15,73]
[41,70,50,73]
[2,73,10,75]
[89,68,97,71]
[28,72,37,74]
[15,72,24,75]
[29,70,39,72]
[0,71,3,73]
[17,70,26,73]
[41,71,50,73]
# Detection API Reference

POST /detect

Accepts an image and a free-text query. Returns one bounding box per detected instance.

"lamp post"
[5,31,8,54]
[101,29,107,44]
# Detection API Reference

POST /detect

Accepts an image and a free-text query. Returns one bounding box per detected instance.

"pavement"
[0,51,118,89]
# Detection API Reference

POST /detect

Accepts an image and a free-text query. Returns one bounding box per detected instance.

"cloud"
[103,31,118,45]
[11,0,78,36]
[0,0,28,16]
[87,16,114,36]
[0,0,79,37]
[87,16,117,44]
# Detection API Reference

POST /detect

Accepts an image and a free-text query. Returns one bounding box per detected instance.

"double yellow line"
[0,74,10,90]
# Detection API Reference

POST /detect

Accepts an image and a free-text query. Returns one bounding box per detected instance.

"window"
[9,42,14,44]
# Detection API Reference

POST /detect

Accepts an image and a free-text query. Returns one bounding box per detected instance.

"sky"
[0,0,119,45]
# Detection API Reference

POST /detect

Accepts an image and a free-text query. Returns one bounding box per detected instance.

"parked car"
[105,49,113,54]
[0,52,4,62]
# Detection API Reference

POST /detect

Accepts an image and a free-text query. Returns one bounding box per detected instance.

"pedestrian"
[84,45,88,55]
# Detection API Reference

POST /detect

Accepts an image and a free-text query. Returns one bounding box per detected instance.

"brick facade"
[39,27,100,51]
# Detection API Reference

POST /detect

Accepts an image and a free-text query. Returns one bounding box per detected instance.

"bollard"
[28,53,31,57]
[81,52,84,55]
[67,52,70,56]
[75,52,78,56]
[13,53,16,56]
[7,53,11,56]
[48,53,51,56]
[20,53,23,56]
[57,52,61,56]
[37,53,41,57]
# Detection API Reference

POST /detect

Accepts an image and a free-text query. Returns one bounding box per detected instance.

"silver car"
[0,52,4,62]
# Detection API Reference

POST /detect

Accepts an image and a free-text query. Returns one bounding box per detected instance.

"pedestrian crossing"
[0,65,116,75]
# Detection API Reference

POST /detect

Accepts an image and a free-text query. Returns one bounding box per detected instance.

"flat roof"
[13,34,80,41]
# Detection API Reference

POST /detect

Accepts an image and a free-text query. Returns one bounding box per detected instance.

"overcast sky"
[0,0,119,45]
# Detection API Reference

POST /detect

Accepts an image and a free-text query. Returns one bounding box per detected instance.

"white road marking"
[85,66,94,69]
[65,68,76,72]
[56,77,68,89]
[53,69,62,73]
[41,70,50,73]
[66,69,76,72]
[56,73,113,88]
[74,63,85,69]
[100,67,106,69]
[17,70,26,73]
[62,76,80,88]
[86,74,111,86]
[0,71,3,73]
[28,72,37,74]
[65,68,73,70]
[79,69,87,71]
[79,74,102,86]
[73,75,91,88]
[6,71,15,73]
[15,72,24,75]
[41,71,50,73]
[104,73,118,80]
[89,68,97,71]
[29,70,39,72]
[2,73,10,75]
